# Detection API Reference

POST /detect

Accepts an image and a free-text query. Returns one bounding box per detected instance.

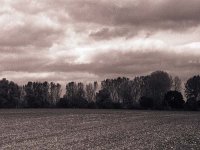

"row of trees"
[94,71,184,109]
[0,79,62,108]
[0,71,199,110]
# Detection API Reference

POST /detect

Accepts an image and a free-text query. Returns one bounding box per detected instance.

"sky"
[0,0,200,85]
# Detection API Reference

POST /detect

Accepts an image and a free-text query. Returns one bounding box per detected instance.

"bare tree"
[50,82,62,106]
[77,82,85,99]
[173,76,182,92]
[65,82,77,101]
[86,82,98,103]
[101,79,119,103]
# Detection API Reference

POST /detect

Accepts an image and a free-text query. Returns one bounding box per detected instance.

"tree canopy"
[0,71,199,110]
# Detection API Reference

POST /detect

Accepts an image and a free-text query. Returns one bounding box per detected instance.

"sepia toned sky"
[1,0,200,85]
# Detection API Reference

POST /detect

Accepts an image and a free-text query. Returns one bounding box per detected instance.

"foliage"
[164,91,185,109]
[185,75,200,100]
[0,78,20,108]
[173,76,182,92]
[96,89,113,109]
[0,71,199,111]
[139,96,154,109]
[185,97,198,111]
[148,71,173,109]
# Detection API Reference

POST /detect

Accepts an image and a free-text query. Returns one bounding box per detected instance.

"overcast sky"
[1,0,200,85]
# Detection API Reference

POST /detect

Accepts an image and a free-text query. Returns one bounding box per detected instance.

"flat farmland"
[0,109,200,150]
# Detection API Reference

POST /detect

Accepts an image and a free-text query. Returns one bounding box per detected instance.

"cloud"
[2,48,199,82]
[67,0,200,31]
[0,0,199,85]
[89,27,138,40]
[0,13,64,48]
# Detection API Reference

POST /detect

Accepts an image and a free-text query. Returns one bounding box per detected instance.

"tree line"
[0,71,199,110]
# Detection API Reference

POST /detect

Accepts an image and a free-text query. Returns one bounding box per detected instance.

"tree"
[65,82,77,101]
[19,86,26,107]
[86,83,94,103]
[76,82,88,108]
[115,77,131,107]
[96,89,113,109]
[86,82,98,108]
[130,77,145,103]
[185,75,200,101]
[85,82,98,103]
[55,83,62,105]
[77,83,85,98]
[164,91,185,109]
[42,81,50,107]
[173,76,182,92]
[57,97,69,108]
[24,82,34,107]
[101,77,131,107]
[24,81,51,108]
[8,81,21,108]
[101,79,119,103]
[148,71,173,109]
[65,82,88,108]
[0,78,9,107]
[0,78,20,108]
[139,96,154,109]
[185,97,198,111]
[50,82,61,107]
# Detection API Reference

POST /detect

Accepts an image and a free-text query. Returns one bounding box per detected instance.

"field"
[0,109,200,150]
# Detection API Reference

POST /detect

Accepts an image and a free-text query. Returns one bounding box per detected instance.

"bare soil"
[0,109,200,150]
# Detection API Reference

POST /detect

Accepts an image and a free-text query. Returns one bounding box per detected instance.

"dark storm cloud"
[1,48,199,83]
[4,50,196,80]
[67,0,200,31]
[87,51,200,78]
[0,53,49,72]
[0,24,63,48]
